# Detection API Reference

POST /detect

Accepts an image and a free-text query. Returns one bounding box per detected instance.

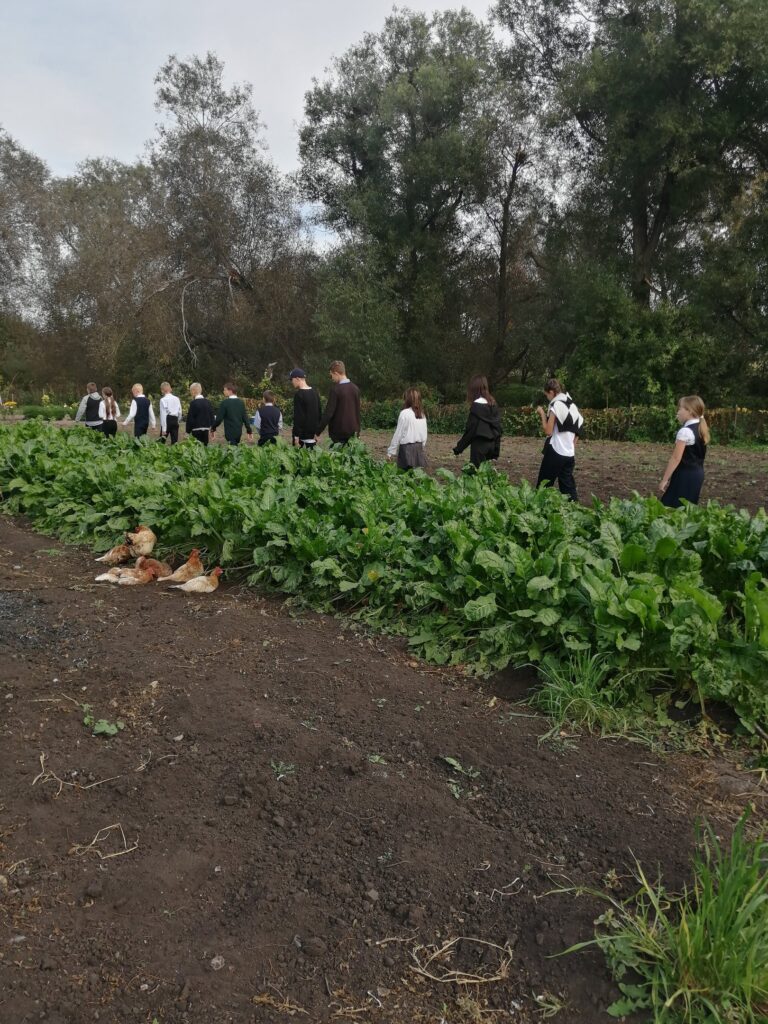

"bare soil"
[0,518,762,1024]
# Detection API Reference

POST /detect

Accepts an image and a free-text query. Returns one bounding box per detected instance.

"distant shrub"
[20,405,72,421]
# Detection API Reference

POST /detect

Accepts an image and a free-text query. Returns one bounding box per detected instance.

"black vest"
[680,421,706,469]
[134,395,150,430]
[259,405,281,437]
[85,394,102,424]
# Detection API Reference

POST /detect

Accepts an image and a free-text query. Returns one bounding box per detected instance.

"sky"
[0,0,493,178]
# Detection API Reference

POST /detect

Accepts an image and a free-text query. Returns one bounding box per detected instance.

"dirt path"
[0,519,759,1024]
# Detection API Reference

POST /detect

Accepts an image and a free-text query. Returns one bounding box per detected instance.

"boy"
[74,382,103,429]
[185,383,216,445]
[253,390,283,446]
[289,368,322,449]
[123,384,156,438]
[316,360,361,446]
[212,382,253,446]
[159,382,182,444]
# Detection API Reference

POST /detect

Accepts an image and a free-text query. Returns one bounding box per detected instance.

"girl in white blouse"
[659,395,709,507]
[98,388,120,438]
[387,388,428,470]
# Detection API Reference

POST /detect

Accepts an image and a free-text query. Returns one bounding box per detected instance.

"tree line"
[1,0,767,408]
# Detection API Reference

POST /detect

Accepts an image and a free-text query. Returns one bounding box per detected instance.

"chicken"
[135,556,173,579]
[95,565,158,586]
[170,567,223,594]
[158,549,204,584]
[126,525,157,557]
[95,544,132,565]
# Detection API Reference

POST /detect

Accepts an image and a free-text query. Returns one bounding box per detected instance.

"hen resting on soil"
[171,567,222,594]
[95,565,159,586]
[135,556,173,579]
[94,544,132,565]
[158,549,204,584]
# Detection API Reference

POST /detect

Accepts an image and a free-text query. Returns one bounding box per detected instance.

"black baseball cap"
[289,368,306,379]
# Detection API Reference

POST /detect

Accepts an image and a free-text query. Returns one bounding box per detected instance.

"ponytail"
[102,387,117,419]
[680,395,710,445]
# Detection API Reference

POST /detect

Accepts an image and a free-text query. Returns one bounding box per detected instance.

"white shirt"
[98,400,121,420]
[159,393,182,432]
[388,407,428,456]
[123,399,157,428]
[675,418,700,445]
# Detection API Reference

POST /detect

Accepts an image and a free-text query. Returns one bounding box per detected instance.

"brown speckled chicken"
[158,549,204,584]
[126,525,157,557]
[170,567,223,594]
[95,544,132,565]
[135,556,173,579]
[95,565,158,585]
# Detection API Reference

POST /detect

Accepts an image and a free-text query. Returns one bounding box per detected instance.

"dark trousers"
[537,444,577,501]
[226,434,241,446]
[192,430,209,446]
[469,439,497,468]
[134,424,149,438]
[258,436,277,447]
[162,415,179,444]
[101,420,117,438]
[329,436,352,447]
[86,422,102,430]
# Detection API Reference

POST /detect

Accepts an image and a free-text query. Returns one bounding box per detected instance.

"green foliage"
[19,405,72,420]
[1,422,767,733]
[563,814,768,1023]
[81,704,125,737]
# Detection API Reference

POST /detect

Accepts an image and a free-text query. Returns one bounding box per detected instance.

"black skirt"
[397,442,427,470]
[662,465,704,508]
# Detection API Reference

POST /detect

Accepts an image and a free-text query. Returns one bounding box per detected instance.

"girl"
[387,387,428,469]
[252,390,283,447]
[536,378,583,501]
[98,387,120,437]
[453,375,502,468]
[659,395,709,507]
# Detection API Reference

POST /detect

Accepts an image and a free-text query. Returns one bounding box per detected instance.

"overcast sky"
[1,0,493,178]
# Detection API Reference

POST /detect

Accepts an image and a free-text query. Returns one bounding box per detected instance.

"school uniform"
[318,378,361,445]
[123,396,156,438]
[214,395,252,445]
[662,419,706,508]
[98,399,120,437]
[185,395,216,445]
[75,392,103,429]
[159,393,182,444]
[253,404,283,446]
[453,398,502,468]
[291,387,322,449]
[388,407,428,469]
[537,393,583,501]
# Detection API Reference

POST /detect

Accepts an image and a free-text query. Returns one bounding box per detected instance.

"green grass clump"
[567,815,768,1023]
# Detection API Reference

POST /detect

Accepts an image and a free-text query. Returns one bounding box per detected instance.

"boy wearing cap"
[289,369,322,450]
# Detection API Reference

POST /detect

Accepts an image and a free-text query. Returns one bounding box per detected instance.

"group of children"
[73,368,710,509]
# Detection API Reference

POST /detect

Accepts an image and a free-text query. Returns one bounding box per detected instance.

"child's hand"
[659,479,669,494]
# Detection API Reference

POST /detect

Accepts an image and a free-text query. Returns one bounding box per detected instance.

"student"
[316,360,361,446]
[212,382,253,446]
[159,382,182,444]
[453,375,502,468]
[253,390,283,446]
[99,387,120,437]
[659,395,709,508]
[123,384,156,438]
[74,382,103,429]
[185,383,216,445]
[289,368,322,449]
[387,387,428,470]
[536,378,583,501]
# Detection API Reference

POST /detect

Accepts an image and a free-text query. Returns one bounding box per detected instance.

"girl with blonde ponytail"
[659,395,709,507]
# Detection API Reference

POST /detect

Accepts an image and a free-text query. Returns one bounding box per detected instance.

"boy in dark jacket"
[453,375,503,468]
[316,360,361,445]
[289,368,322,449]
[185,383,216,445]
[212,383,253,446]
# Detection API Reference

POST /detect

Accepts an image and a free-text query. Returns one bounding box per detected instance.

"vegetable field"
[1,423,767,735]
